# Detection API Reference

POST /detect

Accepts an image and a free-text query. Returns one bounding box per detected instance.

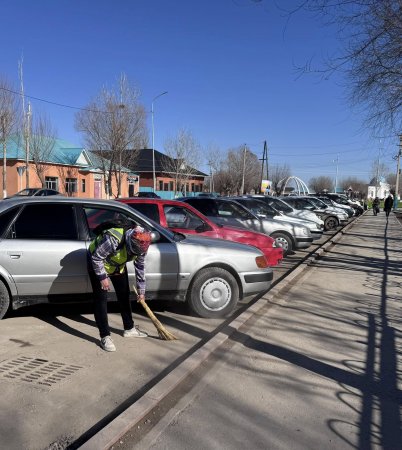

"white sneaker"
[100,336,116,352]
[123,326,148,338]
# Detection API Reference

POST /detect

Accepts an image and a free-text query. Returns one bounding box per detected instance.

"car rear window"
[0,207,20,237]
[8,204,78,240]
[126,203,160,224]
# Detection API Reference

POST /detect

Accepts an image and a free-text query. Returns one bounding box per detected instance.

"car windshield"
[318,197,332,206]
[307,197,327,209]
[284,197,315,210]
[235,199,276,217]
[216,200,255,219]
[13,188,39,197]
[266,198,293,214]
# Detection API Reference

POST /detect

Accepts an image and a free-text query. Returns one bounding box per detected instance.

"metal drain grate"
[0,356,83,387]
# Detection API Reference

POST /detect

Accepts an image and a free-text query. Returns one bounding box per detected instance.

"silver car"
[180,196,313,256]
[237,196,324,241]
[0,197,273,319]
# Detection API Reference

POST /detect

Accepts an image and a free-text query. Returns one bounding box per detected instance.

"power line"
[0,86,110,114]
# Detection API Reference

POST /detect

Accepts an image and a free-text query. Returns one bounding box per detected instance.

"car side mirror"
[150,231,161,243]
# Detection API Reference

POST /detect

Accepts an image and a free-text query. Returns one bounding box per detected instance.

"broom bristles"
[139,299,178,341]
[133,284,177,340]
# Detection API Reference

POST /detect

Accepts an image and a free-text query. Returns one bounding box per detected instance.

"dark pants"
[385,209,391,217]
[89,267,134,338]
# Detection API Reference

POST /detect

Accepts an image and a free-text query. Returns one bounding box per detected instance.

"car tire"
[187,267,239,318]
[0,281,10,320]
[324,216,339,230]
[270,232,293,256]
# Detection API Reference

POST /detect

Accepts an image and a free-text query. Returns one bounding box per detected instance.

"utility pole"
[333,154,339,193]
[25,102,31,188]
[240,144,247,195]
[394,135,402,210]
[19,57,30,189]
[259,140,269,193]
[208,160,214,193]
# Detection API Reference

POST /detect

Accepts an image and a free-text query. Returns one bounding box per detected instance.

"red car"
[116,198,283,266]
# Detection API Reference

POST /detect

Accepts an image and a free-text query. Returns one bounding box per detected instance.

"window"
[45,177,58,190]
[125,203,160,224]
[83,207,137,239]
[169,181,174,191]
[164,183,169,191]
[159,180,163,191]
[65,178,77,194]
[0,207,20,237]
[8,204,77,240]
[191,183,195,192]
[164,206,203,230]
[81,179,86,193]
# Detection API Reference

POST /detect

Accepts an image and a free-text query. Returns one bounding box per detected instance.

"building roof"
[136,148,207,177]
[4,135,136,174]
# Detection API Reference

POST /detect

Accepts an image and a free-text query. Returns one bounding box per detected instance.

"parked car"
[280,196,344,231]
[178,196,313,256]
[315,196,355,218]
[116,198,283,266]
[232,196,324,241]
[0,197,273,319]
[4,188,62,199]
[320,193,363,216]
[304,196,349,223]
[250,195,324,227]
[134,192,161,199]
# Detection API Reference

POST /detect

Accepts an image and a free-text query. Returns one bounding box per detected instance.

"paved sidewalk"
[124,212,402,450]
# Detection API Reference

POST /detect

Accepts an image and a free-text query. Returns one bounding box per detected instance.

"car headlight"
[301,227,309,236]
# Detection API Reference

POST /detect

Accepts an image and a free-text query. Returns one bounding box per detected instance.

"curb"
[78,216,362,449]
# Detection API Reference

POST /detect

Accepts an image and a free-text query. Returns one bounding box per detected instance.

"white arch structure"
[278,176,310,196]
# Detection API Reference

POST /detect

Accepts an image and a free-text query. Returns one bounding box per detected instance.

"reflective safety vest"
[89,227,135,275]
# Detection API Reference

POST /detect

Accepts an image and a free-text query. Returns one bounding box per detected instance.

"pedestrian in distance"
[88,223,151,352]
[372,197,380,216]
[384,194,393,218]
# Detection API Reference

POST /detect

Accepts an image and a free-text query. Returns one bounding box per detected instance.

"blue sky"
[1,0,399,184]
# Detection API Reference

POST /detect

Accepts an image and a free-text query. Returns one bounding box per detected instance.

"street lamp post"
[151,91,168,192]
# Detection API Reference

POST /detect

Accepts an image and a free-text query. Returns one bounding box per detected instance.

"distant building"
[1,136,138,199]
[130,148,207,196]
[367,177,390,199]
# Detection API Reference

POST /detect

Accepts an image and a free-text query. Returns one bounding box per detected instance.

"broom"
[132,285,178,340]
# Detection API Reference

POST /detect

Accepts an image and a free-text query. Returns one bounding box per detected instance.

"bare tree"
[0,78,20,198]
[75,74,148,198]
[309,175,334,193]
[163,128,202,196]
[204,144,223,193]
[371,158,390,183]
[270,163,292,194]
[30,113,57,187]
[292,0,402,134]
[57,166,79,197]
[339,176,368,197]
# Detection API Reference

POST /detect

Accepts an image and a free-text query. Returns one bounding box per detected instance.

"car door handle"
[7,251,22,259]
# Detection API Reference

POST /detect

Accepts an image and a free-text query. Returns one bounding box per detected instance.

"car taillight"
[255,255,269,268]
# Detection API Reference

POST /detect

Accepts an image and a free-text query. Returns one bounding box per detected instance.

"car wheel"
[324,216,339,230]
[0,281,10,320]
[270,232,293,256]
[187,267,239,318]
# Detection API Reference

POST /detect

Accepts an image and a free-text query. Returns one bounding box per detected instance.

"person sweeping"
[89,224,152,352]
